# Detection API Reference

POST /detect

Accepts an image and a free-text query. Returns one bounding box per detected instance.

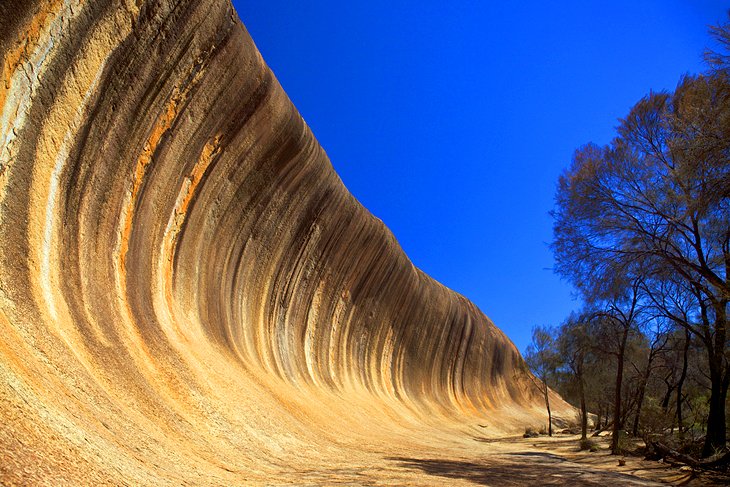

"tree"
[557,312,593,440]
[593,279,645,454]
[644,274,702,436]
[705,14,730,75]
[525,325,558,436]
[552,70,730,455]
[627,316,670,438]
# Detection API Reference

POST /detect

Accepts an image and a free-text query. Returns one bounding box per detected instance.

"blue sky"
[233,1,728,353]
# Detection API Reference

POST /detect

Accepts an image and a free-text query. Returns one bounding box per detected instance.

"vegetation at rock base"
[524,325,558,437]
[579,437,598,452]
[524,14,730,462]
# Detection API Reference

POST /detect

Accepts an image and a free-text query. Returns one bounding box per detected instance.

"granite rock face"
[0,0,566,483]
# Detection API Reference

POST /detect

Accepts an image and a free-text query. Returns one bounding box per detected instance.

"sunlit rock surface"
[0,0,569,483]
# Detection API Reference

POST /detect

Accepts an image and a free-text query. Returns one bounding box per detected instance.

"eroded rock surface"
[0,0,564,483]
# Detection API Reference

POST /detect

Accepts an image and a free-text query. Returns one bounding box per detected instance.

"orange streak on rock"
[119,90,181,275]
[0,0,67,118]
[181,135,222,215]
[163,134,221,320]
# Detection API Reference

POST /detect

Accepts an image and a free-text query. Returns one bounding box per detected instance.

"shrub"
[579,438,597,451]
[523,426,539,438]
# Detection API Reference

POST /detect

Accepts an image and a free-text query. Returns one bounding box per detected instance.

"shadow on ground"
[387,454,662,486]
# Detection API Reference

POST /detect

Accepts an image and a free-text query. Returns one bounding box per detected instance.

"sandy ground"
[354,434,729,487]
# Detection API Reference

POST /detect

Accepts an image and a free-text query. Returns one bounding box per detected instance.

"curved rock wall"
[0,0,560,483]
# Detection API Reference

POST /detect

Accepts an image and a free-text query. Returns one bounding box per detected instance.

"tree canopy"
[550,19,730,457]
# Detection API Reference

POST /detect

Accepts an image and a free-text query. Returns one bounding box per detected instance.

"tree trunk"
[702,304,727,458]
[632,377,647,437]
[676,328,690,435]
[660,377,675,413]
[543,379,552,436]
[703,353,727,457]
[632,350,656,437]
[579,373,588,440]
[611,327,629,454]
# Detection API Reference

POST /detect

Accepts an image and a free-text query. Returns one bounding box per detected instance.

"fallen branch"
[700,450,730,469]
[650,441,700,467]
[649,441,730,470]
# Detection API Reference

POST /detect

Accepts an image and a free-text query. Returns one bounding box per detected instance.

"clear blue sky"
[233,1,728,353]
